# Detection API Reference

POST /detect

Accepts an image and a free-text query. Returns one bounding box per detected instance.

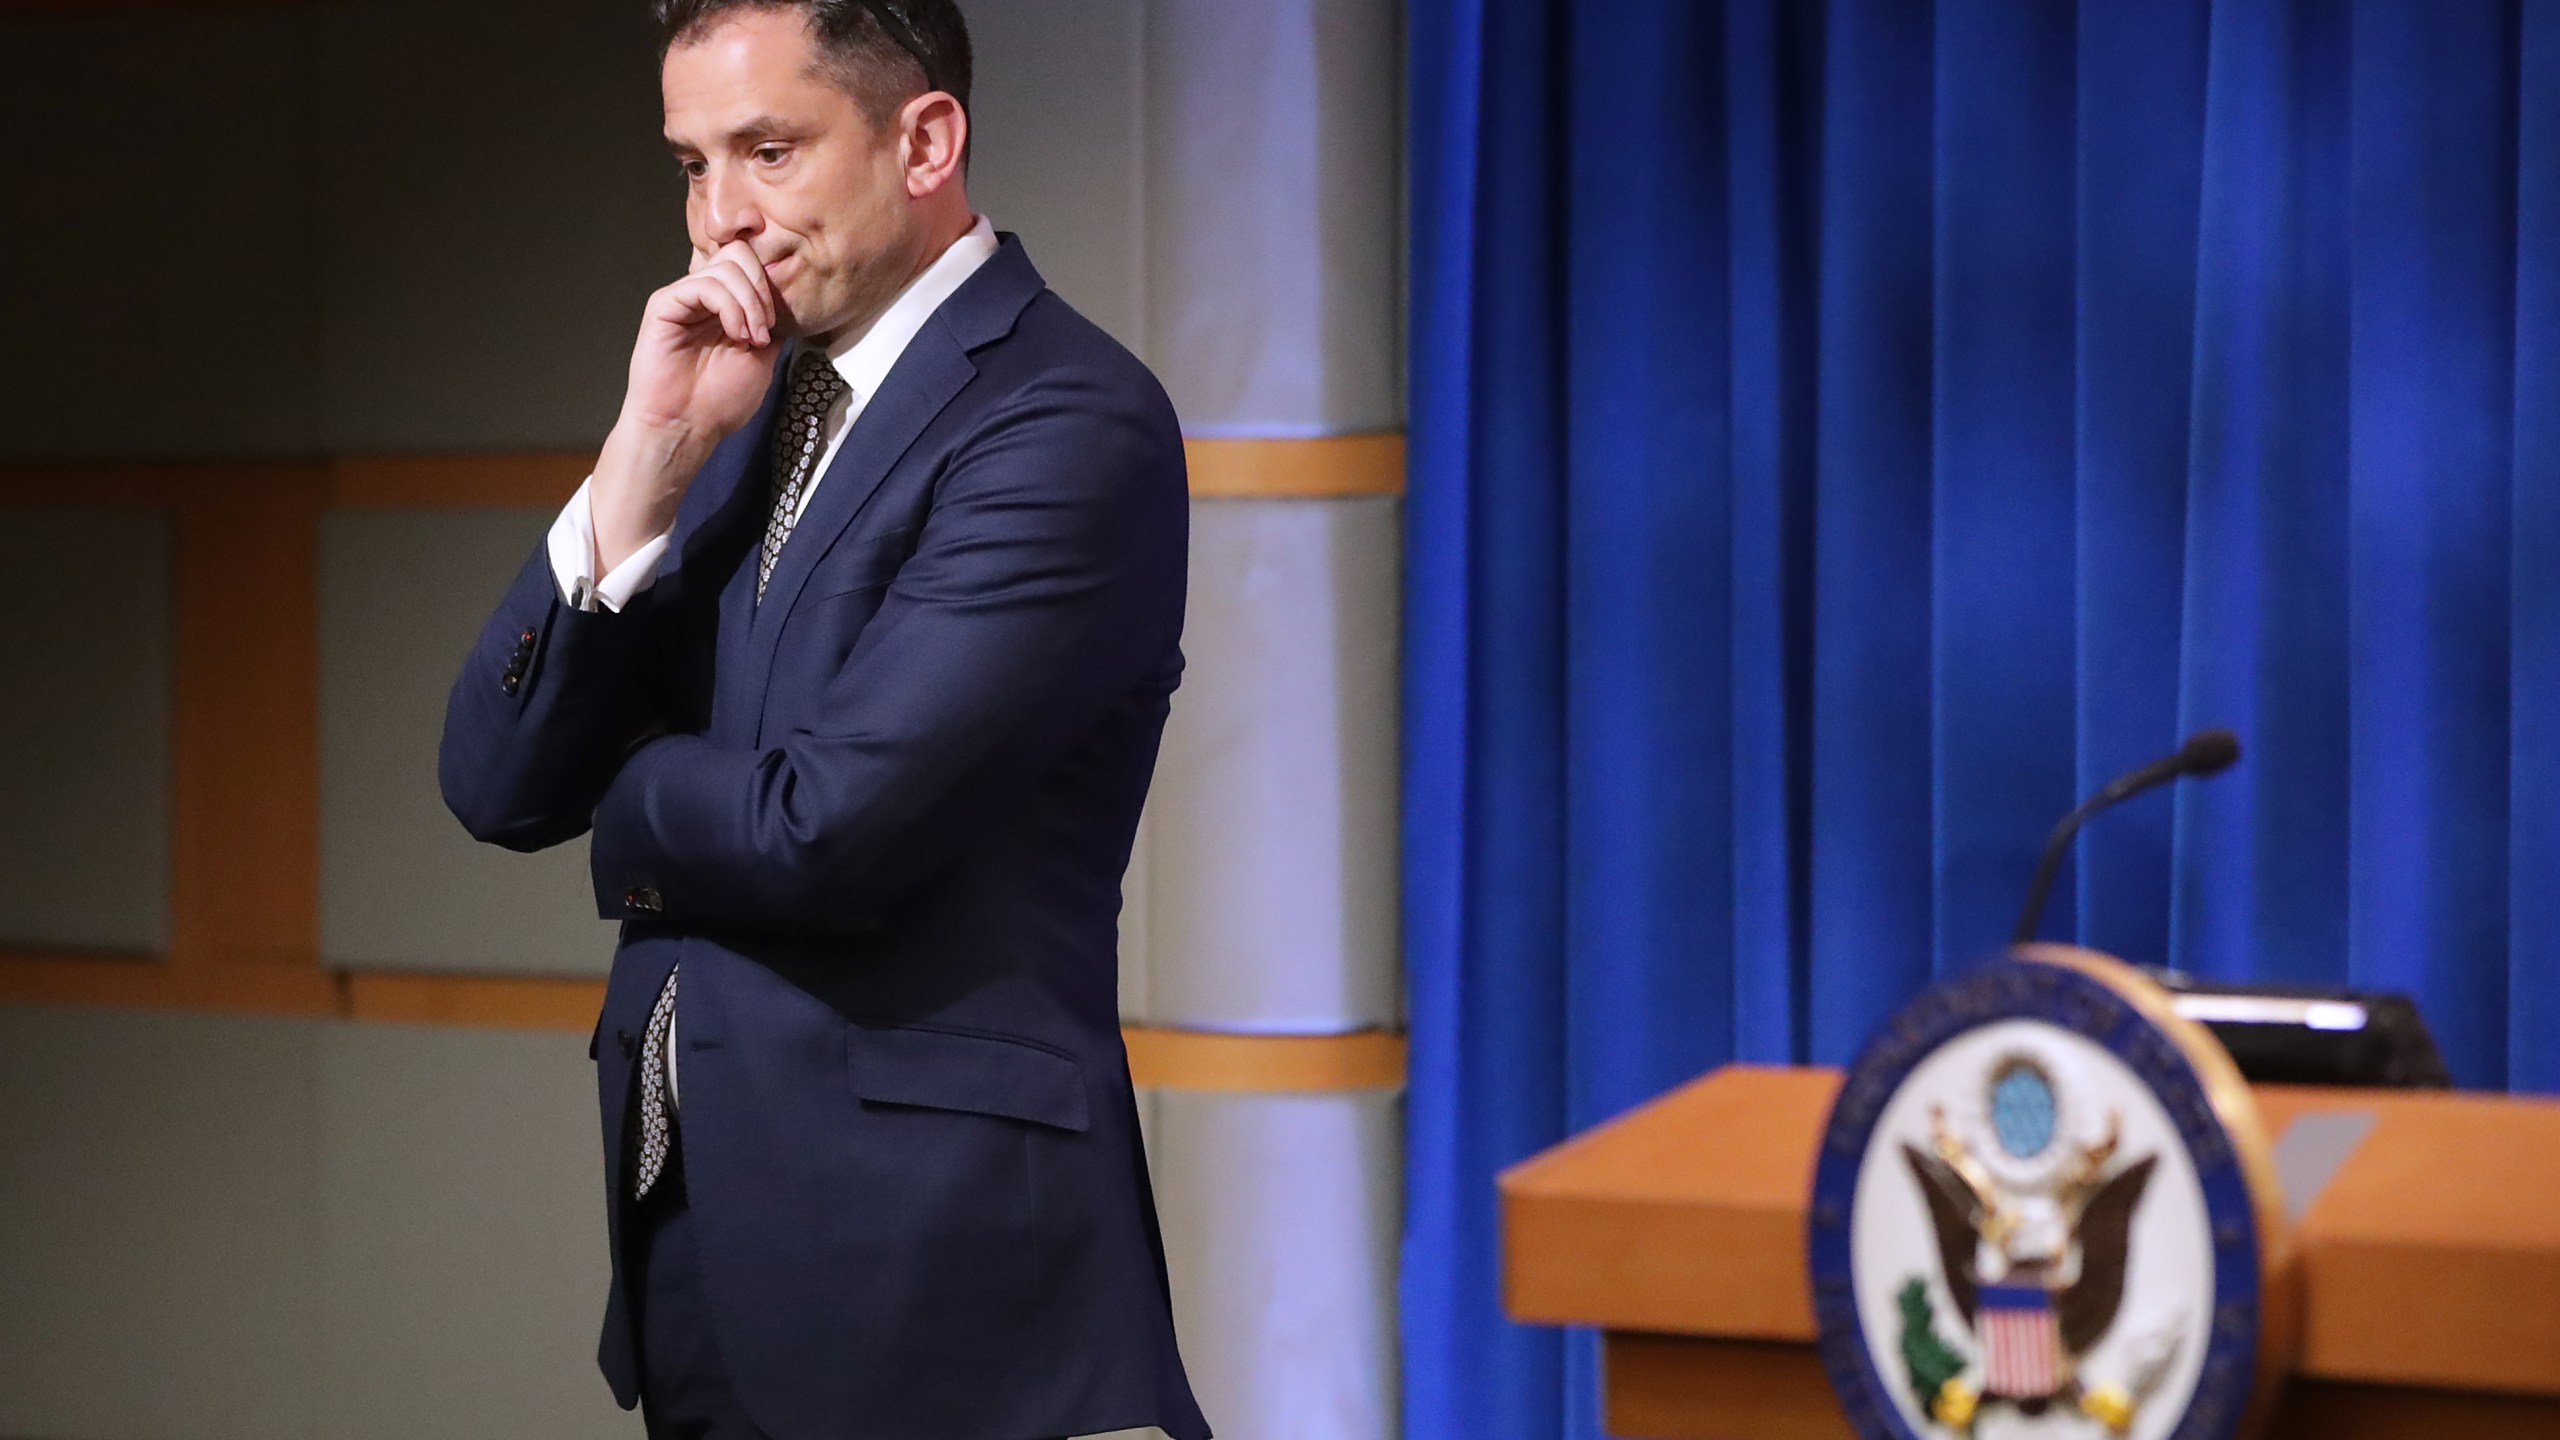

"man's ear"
[900,92,968,198]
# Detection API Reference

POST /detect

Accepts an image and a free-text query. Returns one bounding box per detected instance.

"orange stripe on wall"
[1124,1025,1409,1092]
[0,953,340,1018]
[343,972,606,1033]
[0,462,256,508]
[1185,435,1405,498]
[6,440,1403,510]
[327,454,587,509]
[0,960,1410,1090]
[322,440,1407,505]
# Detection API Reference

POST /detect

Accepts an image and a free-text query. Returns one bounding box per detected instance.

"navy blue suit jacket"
[439,236,1210,1440]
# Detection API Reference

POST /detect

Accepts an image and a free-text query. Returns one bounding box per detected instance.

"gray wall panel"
[1154,1089,1402,1440]
[0,1005,325,1440]
[313,0,673,452]
[322,510,619,975]
[1149,498,1401,1030]
[0,511,171,954]
[0,13,319,460]
[967,0,1147,352]
[1144,0,1402,435]
[318,1022,634,1439]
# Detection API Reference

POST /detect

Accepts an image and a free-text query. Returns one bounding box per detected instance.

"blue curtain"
[1402,2,2560,1438]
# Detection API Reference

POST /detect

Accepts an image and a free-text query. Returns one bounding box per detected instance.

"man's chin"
[770,290,857,346]
[768,291,834,343]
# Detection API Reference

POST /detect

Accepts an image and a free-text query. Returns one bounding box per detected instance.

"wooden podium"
[1502,1066,2560,1439]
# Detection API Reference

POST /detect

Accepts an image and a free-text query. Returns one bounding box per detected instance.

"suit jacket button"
[501,674,521,695]
[624,886,664,913]
[617,1030,637,1058]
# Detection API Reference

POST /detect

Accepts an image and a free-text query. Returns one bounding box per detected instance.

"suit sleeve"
[437,530,674,854]
[584,367,1185,938]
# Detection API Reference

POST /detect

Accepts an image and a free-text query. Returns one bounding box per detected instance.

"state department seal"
[1808,946,2296,1440]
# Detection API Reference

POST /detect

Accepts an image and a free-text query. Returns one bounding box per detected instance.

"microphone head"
[2179,728,2242,776]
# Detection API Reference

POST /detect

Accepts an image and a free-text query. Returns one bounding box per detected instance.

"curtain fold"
[1406,2,2560,1438]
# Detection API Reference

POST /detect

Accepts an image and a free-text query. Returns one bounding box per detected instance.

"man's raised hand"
[590,241,786,574]
[622,239,783,440]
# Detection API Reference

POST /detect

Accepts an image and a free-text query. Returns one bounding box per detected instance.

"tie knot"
[786,347,847,422]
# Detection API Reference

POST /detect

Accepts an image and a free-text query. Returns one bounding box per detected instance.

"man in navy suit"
[437,3,1209,1436]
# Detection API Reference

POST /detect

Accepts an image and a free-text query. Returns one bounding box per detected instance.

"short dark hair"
[654,0,973,146]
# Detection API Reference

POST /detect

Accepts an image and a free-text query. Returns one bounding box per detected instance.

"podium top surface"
[1501,1064,2560,1397]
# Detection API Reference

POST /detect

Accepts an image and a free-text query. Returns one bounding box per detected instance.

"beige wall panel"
[0,1005,325,1440]
[1149,497,1400,1031]
[1135,1081,1162,1189]
[966,0,1147,351]
[1144,0,1403,435]
[1119,803,1156,1021]
[0,12,318,460]
[321,511,620,975]
[317,1022,635,1439]
[1154,1089,1402,1440]
[0,511,172,954]
[312,0,672,452]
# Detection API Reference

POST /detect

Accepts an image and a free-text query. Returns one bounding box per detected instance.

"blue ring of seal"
[1805,954,2263,1440]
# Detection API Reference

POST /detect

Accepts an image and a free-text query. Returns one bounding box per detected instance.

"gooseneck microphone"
[2011,728,2242,944]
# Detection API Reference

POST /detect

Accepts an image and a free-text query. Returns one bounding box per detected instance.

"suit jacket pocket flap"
[847,1024,1090,1132]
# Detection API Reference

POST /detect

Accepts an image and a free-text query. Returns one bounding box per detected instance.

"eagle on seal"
[1902,1105,2157,1408]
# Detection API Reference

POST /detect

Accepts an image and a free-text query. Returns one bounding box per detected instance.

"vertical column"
[1130,2,1406,1437]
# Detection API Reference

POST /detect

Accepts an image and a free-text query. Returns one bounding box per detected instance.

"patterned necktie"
[633,967,680,1199]
[633,349,850,1202]
[757,346,851,601]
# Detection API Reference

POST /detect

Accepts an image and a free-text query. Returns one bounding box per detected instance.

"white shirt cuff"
[547,478,672,613]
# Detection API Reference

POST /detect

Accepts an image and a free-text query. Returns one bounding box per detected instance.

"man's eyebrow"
[666,116,807,156]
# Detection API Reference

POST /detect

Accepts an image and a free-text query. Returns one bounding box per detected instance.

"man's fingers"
[658,274,756,346]
[672,243,775,345]
[699,260,774,345]
[700,281,759,346]
[715,240,775,310]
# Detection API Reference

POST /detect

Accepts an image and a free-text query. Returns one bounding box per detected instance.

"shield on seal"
[1977,1283,2063,1398]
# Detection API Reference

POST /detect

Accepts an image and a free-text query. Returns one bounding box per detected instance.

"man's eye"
[754,147,788,166]
[679,160,706,180]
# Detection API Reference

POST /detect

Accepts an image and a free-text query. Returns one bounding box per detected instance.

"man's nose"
[702,167,764,245]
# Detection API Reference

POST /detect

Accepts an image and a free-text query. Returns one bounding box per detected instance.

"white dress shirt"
[546,216,1001,1106]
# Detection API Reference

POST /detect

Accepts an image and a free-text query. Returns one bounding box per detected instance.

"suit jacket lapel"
[700,363,788,744]
[733,234,1051,743]
[739,324,976,741]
